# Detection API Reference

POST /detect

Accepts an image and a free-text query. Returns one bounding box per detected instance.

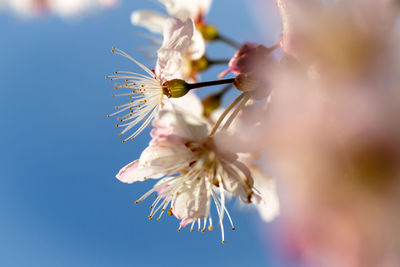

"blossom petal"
[172,180,208,227]
[168,91,203,118]
[156,18,194,81]
[130,10,168,34]
[156,110,209,143]
[188,29,206,60]
[116,160,163,184]
[219,159,254,203]
[159,0,213,20]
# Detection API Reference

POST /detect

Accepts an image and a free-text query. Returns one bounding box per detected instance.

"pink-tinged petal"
[156,110,209,143]
[139,137,195,173]
[130,10,168,34]
[116,160,164,184]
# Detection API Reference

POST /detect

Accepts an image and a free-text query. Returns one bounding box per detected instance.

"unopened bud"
[197,24,219,41]
[163,79,189,98]
[234,74,259,92]
[202,93,222,118]
[234,74,269,100]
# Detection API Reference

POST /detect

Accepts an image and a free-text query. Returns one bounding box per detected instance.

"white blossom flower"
[116,110,264,243]
[106,18,195,141]
[0,0,118,18]
[130,0,208,67]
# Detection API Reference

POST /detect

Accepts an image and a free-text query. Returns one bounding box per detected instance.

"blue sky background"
[0,1,283,266]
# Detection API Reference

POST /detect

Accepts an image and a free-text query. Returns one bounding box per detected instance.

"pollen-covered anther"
[167,210,173,216]
[148,216,152,220]
[201,229,205,233]
[208,226,214,231]
[232,227,236,231]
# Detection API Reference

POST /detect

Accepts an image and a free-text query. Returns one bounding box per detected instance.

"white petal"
[159,0,213,20]
[156,18,194,80]
[251,167,280,222]
[172,180,208,226]
[219,160,254,203]
[156,110,209,143]
[168,91,203,118]
[130,10,168,34]
[188,28,206,60]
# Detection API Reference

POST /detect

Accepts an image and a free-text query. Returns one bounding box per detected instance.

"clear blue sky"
[0,1,282,266]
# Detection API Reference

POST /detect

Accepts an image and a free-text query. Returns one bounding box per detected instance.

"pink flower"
[220,43,277,78]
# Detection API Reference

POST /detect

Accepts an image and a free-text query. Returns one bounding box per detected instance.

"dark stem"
[217,34,242,50]
[186,78,235,90]
[208,58,231,65]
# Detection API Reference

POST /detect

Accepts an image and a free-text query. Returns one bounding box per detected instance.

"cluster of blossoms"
[107,1,400,265]
[0,0,117,18]
[106,0,280,243]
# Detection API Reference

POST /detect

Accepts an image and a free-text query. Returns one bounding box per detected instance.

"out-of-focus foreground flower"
[217,0,400,265]
[0,0,118,18]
